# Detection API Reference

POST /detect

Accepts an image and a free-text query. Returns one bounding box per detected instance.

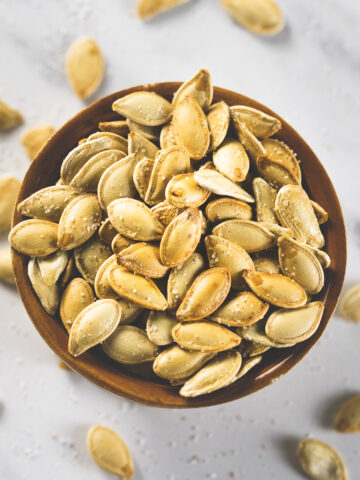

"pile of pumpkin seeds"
[9,69,331,397]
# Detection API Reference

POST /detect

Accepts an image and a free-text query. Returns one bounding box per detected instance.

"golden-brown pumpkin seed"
[221,0,284,36]
[28,258,59,315]
[151,201,185,227]
[0,176,21,232]
[109,265,168,310]
[60,277,95,332]
[334,395,360,433]
[137,0,191,19]
[262,138,301,183]
[87,132,128,152]
[66,37,104,99]
[232,117,266,163]
[98,218,117,246]
[17,185,77,223]
[253,177,278,224]
[180,350,242,397]
[213,219,275,252]
[260,222,294,239]
[111,234,135,255]
[275,185,325,248]
[265,301,324,344]
[59,256,78,290]
[0,248,15,285]
[9,219,58,257]
[207,101,230,151]
[205,197,252,222]
[311,247,331,269]
[173,321,241,352]
[340,285,360,323]
[173,96,210,160]
[211,291,269,327]
[205,235,254,290]
[70,149,126,192]
[160,122,177,149]
[87,425,133,479]
[165,173,210,208]
[37,250,68,286]
[194,168,254,203]
[253,251,281,274]
[257,155,300,189]
[167,253,205,311]
[153,345,213,380]
[239,340,270,357]
[176,267,231,321]
[160,208,202,267]
[243,269,307,308]
[311,200,328,225]
[237,318,294,348]
[74,236,112,285]
[108,198,164,241]
[128,131,159,159]
[99,120,129,137]
[112,91,172,127]
[0,99,23,130]
[117,243,169,278]
[213,139,250,182]
[58,194,102,250]
[133,157,154,201]
[233,355,262,381]
[68,299,121,356]
[21,125,55,160]
[278,236,324,294]
[97,153,141,210]
[103,325,158,364]
[231,105,281,137]
[145,145,191,205]
[297,439,347,480]
[146,311,178,346]
[127,118,160,142]
[94,255,119,300]
[172,68,213,111]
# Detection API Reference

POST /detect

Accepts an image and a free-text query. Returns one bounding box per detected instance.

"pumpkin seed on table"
[17,185,77,223]
[60,277,95,332]
[145,145,191,205]
[127,118,160,142]
[113,91,172,126]
[133,157,154,201]
[98,218,117,245]
[172,68,213,110]
[108,198,164,241]
[221,0,284,36]
[111,234,135,255]
[205,197,252,222]
[173,321,241,353]
[97,153,141,209]
[99,120,129,137]
[173,95,210,160]
[205,235,254,290]
[0,99,23,130]
[87,425,133,479]
[278,236,324,294]
[297,438,347,480]
[0,248,15,285]
[109,265,167,310]
[230,105,281,138]
[9,219,58,257]
[211,291,269,327]
[66,37,104,99]
[340,285,360,323]
[207,101,230,151]
[160,208,202,267]
[213,219,275,252]
[57,194,102,250]
[167,253,205,311]
[253,177,278,224]
[146,311,178,346]
[28,257,59,315]
[176,267,231,321]
[103,325,158,364]
[262,138,301,183]
[117,243,169,278]
[74,236,112,284]
[243,269,307,308]
[21,125,55,160]
[137,0,191,19]
[276,185,325,248]
[180,350,242,397]
[0,176,21,232]
[37,250,68,286]
[68,299,121,356]
[128,131,159,159]
[334,395,360,433]
[194,168,254,202]
[213,139,250,182]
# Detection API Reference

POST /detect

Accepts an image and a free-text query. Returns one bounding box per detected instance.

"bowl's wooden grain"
[12,83,346,408]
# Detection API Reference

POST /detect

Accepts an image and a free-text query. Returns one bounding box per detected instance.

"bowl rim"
[12,82,347,408]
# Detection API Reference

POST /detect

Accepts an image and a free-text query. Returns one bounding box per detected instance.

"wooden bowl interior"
[12,83,347,408]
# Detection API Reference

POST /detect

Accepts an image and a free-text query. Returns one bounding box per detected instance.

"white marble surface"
[0,0,360,478]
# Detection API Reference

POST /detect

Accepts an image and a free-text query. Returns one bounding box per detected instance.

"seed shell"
[98,219,117,246]
[213,139,250,182]
[173,321,241,352]
[151,201,185,227]
[21,125,55,160]
[146,311,178,346]
[232,117,266,164]
[153,345,213,380]
[0,248,15,285]
[160,122,177,149]
[262,138,301,183]
[253,177,278,224]
[111,234,135,255]
[0,176,21,232]
[205,197,252,222]
[37,250,68,286]
[165,172,210,208]
[128,131,159,159]
[28,258,59,315]
[74,236,112,285]
[230,105,281,137]
[237,318,294,348]
[334,395,360,433]
[194,168,254,203]
[207,101,230,151]
[213,219,275,252]
[172,68,213,111]
[339,285,360,323]
[257,155,300,189]
[117,243,169,278]
[133,157,154,201]
[60,277,95,332]
[311,200,328,225]
[211,291,269,327]
[94,255,120,299]
[9,219,58,257]
[297,439,347,480]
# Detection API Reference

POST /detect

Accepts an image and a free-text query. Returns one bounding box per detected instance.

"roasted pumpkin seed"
[74,236,112,285]
[111,234,135,255]
[87,132,128,152]
[173,321,241,352]
[211,291,269,327]
[237,318,294,348]
[257,154,300,189]
[9,219,58,257]
[239,340,270,357]
[262,138,301,183]
[165,173,210,208]
[87,425,133,479]
[117,243,169,278]
[334,395,360,433]
[160,122,177,149]
[176,267,231,321]
[98,218,117,246]
[207,101,230,151]
[0,248,15,285]
[311,200,328,225]
[297,438,347,480]
[151,201,185,227]
[133,157,154,201]
[153,345,213,380]
[60,277,95,332]
[21,125,55,160]
[233,355,262,381]
[253,177,278,224]
[230,105,281,138]
[340,285,360,323]
[127,118,160,142]
[232,117,266,163]
[146,311,178,346]
[172,68,213,111]
[213,139,250,182]
[194,168,254,202]
[99,120,129,137]
[28,257,59,315]
[94,255,120,299]
[128,131,159,159]
[213,219,275,252]
[37,250,68,286]
[0,99,23,130]
[253,251,281,274]
[0,176,21,232]
[59,256,78,290]
[205,197,252,222]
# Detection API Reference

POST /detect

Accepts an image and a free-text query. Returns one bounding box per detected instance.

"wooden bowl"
[12,83,347,408]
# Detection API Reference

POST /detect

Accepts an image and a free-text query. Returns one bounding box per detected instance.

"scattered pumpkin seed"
[0,99,23,130]
[21,125,55,160]
[339,285,360,323]
[0,248,15,285]
[297,438,347,480]
[0,176,21,232]
[334,395,360,433]
[137,0,191,20]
